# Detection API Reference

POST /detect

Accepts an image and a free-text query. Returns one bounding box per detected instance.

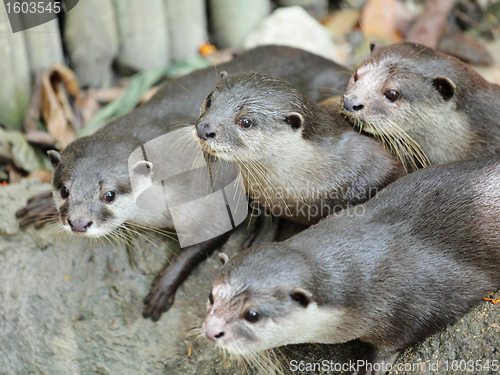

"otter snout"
[67,219,93,233]
[203,316,226,342]
[343,95,364,112]
[196,122,216,140]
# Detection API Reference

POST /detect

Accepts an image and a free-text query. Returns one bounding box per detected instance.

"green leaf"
[77,56,211,138]
[0,129,52,172]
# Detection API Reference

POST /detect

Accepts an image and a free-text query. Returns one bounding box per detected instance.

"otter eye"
[237,117,252,129]
[209,291,214,305]
[60,186,69,199]
[353,72,359,82]
[205,97,212,109]
[385,90,400,102]
[103,191,115,203]
[243,310,260,323]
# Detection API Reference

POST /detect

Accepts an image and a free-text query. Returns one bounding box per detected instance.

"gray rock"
[1,180,498,374]
[209,0,271,49]
[22,18,64,74]
[114,0,170,72]
[164,0,206,60]
[244,6,347,65]
[0,7,31,130]
[64,0,119,88]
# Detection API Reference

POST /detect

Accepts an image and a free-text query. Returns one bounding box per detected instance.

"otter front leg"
[16,192,58,229]
[142,233,230,321]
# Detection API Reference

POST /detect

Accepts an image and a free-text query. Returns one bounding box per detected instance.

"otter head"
[202,245,351,355]
[195,72,309,164]
[341,42,461,166]
[342,42,457,134]
[48,137,138,237]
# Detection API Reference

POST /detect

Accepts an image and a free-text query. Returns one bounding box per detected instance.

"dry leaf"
[140,86,160,104]
[323,9,360,38]
[25,130,57,149]
[406,0,456,47]
[41,64,84,149]
[26,169,53,184]
[79,91,102,126]
[87,87,124,103]
[6,164,23,184]
[360,0,403,43]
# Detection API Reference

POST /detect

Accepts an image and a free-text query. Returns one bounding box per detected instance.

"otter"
[195,72,403,225]
[203,155,500,375]
[342,42,500,170]
[17,46,355,321]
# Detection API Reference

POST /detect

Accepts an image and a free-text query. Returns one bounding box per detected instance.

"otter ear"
[290,288,312,308]
[220,71,228,80]
[131,160,154,180]
[218,252,229,265]
[369,41,379,53]
[47,150,61,169]
[433,77,456,101]
[284,112,304,130]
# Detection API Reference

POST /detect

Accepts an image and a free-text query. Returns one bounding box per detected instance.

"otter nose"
[203,317,225,342]
[196,123,216,140]
[68,219,93,233]
[343,95,364,112]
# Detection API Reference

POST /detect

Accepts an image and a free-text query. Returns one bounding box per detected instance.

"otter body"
[19,46,354,321]
[204,155,500,374]
[196,73,403,225]
[342,42,500,169]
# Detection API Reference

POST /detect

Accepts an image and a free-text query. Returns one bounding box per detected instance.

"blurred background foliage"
[1,0,500,184]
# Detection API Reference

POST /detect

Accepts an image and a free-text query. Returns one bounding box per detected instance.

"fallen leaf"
[41,64,84,149]
[360,0,404,43]
[406,0,456,48]
[323,9,360,37]
[6,164,23,184]
[140,86,161,104]
[87,87,124,103]
[25,130,58,149]
[26,169,53,183]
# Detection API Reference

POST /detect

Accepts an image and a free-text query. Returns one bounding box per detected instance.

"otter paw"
[142,281,176,321]
[16,192,57,229]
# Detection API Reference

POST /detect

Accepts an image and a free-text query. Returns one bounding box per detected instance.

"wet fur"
[38,45,354,321]
[196,73,404,225]
[204,155,500,374]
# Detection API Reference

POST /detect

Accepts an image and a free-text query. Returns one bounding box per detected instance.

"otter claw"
[142,286,176,321]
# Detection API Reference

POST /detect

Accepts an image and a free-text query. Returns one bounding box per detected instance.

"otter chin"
[197,137,216,156]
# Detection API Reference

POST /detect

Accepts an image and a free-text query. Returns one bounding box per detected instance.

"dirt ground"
[1,179,499,375]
